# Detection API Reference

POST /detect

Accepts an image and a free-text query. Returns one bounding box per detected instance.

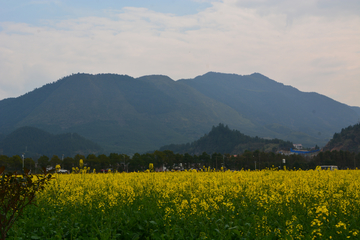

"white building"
[293,144,303,150]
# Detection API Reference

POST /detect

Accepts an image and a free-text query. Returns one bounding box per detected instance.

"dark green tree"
[109,153,122,172]
[7,156,22,171]
[24,158,35,172]
[98,154,110,170]
[74,154,85,163]
[49,155,62,168]
[63,157,76,170]
[0,156,9,170]
[129,153,144,172]
[86,154,99,171]
[37,155,49,169]
[199,152,211,168]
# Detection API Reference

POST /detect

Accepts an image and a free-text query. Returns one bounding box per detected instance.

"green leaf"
[232,229,242,237]
[132,233,140,240]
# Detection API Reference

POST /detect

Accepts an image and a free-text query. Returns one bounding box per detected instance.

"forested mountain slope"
[0,126,103,158]
[160,123,294,155]
[179,72,359,146]
[0,72,358,154]
[0,73,254,153]
[323,123,360,153]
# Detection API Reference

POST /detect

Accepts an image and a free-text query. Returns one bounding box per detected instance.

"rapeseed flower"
[33,169,360,239]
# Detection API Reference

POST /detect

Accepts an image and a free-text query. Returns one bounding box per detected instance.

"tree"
[183,153,193,169]
[0,167,53,239]
[242,150,253,170]
[24,158,35,172]
[153,151,166,168]
[86,154,99,171]
[37,155,49,169]
[211,153,223,170]
[62,157,76,170]
[0,156,9,170]
[141,153,155,171]
[74,154,85,163]
[163,150,175,170]
[109,153,122,172]
[199,152,211,168]
[129,153,144,172]
[98,154,110,169]
[49,155,62,168]
[7,156,22,172]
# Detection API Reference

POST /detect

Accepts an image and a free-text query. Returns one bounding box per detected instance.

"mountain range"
[0,72,359,154]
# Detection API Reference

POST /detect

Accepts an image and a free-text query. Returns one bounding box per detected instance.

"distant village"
[279,143,320,156]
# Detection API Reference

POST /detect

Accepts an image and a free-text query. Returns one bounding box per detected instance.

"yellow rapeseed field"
[26,168,360,239]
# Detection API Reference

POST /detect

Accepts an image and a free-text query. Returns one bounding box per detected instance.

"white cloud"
[0,0,359,106]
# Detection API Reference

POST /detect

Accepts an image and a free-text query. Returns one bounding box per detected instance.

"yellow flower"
[55,164,61,172]
[149,163,154,172]
[336,221,347,229]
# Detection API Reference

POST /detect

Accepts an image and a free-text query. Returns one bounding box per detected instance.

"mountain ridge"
[0,72,358,154]
[179,72,358,142]
[0,126,103,158]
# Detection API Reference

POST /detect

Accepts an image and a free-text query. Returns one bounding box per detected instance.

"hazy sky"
[1,0,359,106]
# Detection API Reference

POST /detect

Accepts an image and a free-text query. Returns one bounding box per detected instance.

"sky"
[0,0,359,106]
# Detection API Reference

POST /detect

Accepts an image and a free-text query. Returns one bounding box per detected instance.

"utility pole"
[22,153,25,170]
[253,155,257,170]
[122,154,129,173]
[258,152,260,170]
[354,153,356,169]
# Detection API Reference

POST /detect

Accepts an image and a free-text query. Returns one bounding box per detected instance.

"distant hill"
[0,73,255,153]
[351,106,360,117]
[322,123,360,153]
[160,123,294,155]
[0,126,103,158]
[0,72,358,154]
[179,72,359,146]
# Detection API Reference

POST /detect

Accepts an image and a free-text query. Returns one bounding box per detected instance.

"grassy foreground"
[8,169,360,239]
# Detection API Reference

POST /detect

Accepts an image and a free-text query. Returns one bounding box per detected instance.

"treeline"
[1,149,360,173]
